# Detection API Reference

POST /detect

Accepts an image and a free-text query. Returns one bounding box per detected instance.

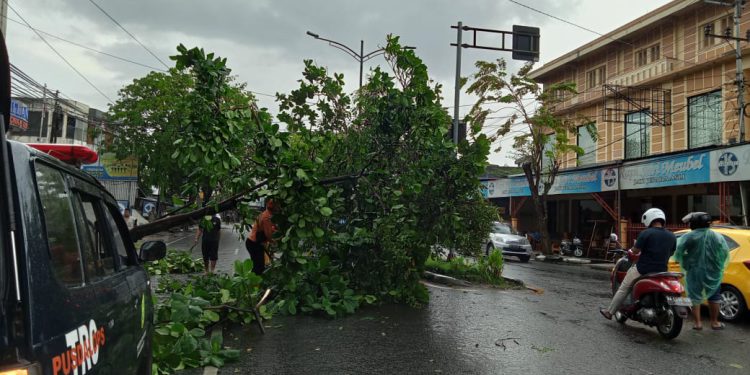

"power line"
[507,0,711,69]
[507,0,633,47]
[6,17,166,72]
[87,0,170,69]
[8,3,114,104]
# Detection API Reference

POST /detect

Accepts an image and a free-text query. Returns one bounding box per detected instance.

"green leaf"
[313,227,324,238]
[296,168,308,180]
[210,330,223,352]
[320,207,333,216]
[189,328,206,337]
[203,310,220,322]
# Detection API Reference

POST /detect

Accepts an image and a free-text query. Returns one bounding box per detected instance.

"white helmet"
[642,208,666,227]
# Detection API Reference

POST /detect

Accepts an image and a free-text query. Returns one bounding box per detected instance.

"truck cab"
[0,33,164,375]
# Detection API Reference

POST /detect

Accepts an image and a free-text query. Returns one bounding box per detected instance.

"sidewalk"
[534,254,614,272]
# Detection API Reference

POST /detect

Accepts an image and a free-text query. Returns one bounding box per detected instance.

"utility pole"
[453,22,463,145]
[704,0,747,142]
[50,90,59,143]
[38,84,46,141]
[735,0,746,143]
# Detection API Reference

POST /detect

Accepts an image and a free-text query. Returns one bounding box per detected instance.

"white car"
[486,222,533,263]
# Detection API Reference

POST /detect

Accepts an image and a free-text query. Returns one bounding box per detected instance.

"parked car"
[485,222,533,263]
[668,226,750,322]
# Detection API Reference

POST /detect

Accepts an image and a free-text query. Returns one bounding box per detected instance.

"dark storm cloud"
[26,0,574,79]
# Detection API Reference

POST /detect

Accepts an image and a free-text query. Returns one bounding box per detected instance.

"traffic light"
[512,25,540,62]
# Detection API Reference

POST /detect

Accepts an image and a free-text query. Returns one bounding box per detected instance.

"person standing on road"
[246,200,277,275]
[195,213,222,275]
[675,212,730,330]
[600,208,676,320]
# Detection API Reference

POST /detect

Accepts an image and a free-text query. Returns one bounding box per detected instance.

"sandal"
[692,325,703,331]
[599,308,612,320]
[711,323,725,330]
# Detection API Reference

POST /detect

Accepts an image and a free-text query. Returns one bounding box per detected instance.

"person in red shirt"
[245,200,277,275]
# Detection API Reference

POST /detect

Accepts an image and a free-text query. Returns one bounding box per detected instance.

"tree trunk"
[130,173,365,241]
[130,180,268,241]
[533,195,551,255]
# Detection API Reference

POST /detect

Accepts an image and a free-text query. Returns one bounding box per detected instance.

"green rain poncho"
[674,228,730,304]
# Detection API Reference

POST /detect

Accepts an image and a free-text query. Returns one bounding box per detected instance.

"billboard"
[82,153,138,181]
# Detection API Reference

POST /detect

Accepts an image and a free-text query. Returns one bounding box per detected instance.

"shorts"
[707,289,722,303]
[202,240,219,261]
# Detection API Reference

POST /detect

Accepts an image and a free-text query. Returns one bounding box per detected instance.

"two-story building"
[487,0,750,252]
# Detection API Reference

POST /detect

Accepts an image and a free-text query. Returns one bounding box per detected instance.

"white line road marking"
[235,248,239,255]
[166,233,194,246]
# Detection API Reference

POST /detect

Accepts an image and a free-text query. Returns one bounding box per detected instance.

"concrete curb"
[422,271,472,287]
[535,255,592,264]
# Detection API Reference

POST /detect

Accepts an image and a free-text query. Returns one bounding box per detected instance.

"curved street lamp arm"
[314,36,361,59]
[362,48,386,62]
[327,42,360,61]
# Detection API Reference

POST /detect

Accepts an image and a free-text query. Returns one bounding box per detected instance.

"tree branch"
[130,179,269,241]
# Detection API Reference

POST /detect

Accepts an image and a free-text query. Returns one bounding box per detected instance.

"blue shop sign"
[620,151,710,190]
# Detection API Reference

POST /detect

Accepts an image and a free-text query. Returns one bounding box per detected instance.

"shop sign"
[481,179,510,199]
[10,99,29,130]
[601,167,618,191]
[620,151,710,190]
[509,176,531,196]
[548,169,601,195]
[710,143,750,183]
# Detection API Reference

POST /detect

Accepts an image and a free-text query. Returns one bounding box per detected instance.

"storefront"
[483,142,750,256]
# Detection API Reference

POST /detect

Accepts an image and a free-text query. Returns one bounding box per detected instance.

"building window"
[635,44,660,67]
[702,16,733,49]
[542,133,556,171]
[577,124,596,166]
[625,110,651,159]
[688,90,722,148]
[586,66,606,89]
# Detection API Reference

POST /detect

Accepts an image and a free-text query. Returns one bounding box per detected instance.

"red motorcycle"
[608,247,692,339]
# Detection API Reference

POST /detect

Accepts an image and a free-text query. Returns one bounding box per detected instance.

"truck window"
[35,163,84,287]
[75,193,116,280]
[102,203,132,268]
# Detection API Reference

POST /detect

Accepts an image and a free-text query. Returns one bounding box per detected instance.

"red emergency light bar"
[26,143,99,165]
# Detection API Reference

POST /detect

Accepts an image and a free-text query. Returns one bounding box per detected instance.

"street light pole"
[359,40,364,89]
[306,31,414,89]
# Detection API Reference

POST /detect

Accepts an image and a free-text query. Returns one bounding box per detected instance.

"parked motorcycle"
[608,243,691,340]
[560,236,584,257]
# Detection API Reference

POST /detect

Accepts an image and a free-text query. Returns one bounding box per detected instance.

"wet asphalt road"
[167,230,750,374]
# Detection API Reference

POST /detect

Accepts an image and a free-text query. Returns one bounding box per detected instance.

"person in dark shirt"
[195,214,222,274]
[600,208,675,320]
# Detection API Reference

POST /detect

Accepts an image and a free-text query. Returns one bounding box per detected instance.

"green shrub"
[152,259,266,374]
[424,252,505,286]
[145,249,205,275]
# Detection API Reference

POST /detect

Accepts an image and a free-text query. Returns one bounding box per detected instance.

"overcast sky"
[6,0,671,165]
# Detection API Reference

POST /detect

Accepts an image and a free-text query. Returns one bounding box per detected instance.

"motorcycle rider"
[600,208,676,320]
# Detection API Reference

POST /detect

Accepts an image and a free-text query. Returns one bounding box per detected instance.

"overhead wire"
[8,2,114,104]
[87,0,170,69]
[5,17,167,72]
